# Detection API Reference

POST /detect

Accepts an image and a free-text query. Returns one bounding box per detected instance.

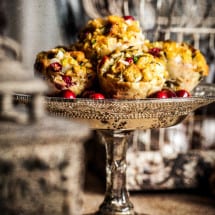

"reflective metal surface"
[14,84,215,130]
[14,84,215,215]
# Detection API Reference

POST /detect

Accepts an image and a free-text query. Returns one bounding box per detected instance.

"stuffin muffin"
[34,47,96,96]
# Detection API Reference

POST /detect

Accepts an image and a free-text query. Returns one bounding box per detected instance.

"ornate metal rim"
[14,84,215,130]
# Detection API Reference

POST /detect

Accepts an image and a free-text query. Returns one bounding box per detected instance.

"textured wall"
[0,116,90,215]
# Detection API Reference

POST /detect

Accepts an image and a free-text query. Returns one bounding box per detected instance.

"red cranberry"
[125,57,134,64]
[49,62,62,72]
[148,48,161,57]
[123,15,135,21]
[150,89,176,99]
[89,93,105,99]
[99,56,109,68]
[62,90,76,99]
[62,75,73,88]
[175,89,191,98]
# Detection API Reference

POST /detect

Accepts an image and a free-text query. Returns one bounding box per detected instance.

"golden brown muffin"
[144,40,209,92]
[34,47,96,96]
[74,15,145,64]
[97,47,168,99]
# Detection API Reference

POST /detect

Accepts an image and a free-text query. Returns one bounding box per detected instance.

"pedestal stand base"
[95,211,137,215]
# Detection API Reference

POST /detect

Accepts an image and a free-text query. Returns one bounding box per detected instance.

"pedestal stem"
[97,130,135,215]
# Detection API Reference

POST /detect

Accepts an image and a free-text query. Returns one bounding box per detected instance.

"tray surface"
[14,84,215,130]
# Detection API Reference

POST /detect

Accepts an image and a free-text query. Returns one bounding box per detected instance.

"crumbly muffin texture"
[34,15,209,99]
[98,47,168,99]
[75,15,145,63]
[143,40,209,92]
[34,47,96,96]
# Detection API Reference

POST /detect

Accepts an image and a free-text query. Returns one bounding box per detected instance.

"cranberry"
[99,56,109,68]
[150,89,176,99]
[148,48,161,57]
[62,75,73,88]
[176,89,191,98]
[89,93,105,99]
[125,57,134,64]
[62,90,76,99]
[123,15,135,21]
[49,62,62,72]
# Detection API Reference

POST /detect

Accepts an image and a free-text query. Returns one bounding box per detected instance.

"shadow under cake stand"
[15,84,215,215]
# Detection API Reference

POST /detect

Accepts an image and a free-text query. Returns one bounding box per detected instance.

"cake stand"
[15,84,215,215]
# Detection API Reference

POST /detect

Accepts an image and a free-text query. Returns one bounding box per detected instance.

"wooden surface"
[83,171,215,215]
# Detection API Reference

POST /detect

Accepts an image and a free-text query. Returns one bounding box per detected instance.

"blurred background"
[1,0,214,78]
[1,2,215,215]
[0,0,215,192]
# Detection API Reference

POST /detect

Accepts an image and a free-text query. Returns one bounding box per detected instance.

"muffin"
[74,15,145,64]
[34,47,96,96]
[144,40,209,92]
[97,47,168,99]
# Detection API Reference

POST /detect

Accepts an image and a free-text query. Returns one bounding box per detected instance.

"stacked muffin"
[34,15,209,99]
[75,15,145,63]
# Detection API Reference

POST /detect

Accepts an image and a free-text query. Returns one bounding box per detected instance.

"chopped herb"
[133,56,139,63]
[91,39,96,45]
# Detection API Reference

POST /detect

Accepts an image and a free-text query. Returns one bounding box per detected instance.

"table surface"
[83,171,215,215]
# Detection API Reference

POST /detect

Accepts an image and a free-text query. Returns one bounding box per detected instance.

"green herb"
[91,39,96,45]
[133,56,139,63]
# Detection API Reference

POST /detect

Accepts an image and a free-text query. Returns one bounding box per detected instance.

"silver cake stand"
[15,84,215,215]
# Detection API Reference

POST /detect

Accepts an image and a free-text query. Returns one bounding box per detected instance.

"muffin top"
[98,47,168,83]
[34,47,96,95]
[75,15,145,63]
[34,14,209,99]
[97,47,168,98]
[143,40,209,76]
[142,40,209,91]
